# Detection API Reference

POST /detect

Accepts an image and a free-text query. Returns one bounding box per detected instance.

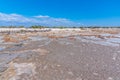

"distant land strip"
[0,28,51,33]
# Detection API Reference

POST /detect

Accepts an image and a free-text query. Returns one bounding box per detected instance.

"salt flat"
[0,28,120,80]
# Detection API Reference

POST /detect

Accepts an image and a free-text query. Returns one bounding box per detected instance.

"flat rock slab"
[0,29,120,80]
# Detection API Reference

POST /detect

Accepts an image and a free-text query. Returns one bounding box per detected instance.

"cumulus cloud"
[34,15,50,18]
[0,13,32,22]
[0,12,82,27]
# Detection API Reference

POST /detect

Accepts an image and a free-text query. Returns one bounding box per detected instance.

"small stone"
[70,53,74,56]
[43,65,48,70]
[68,71,74,76]
[93,72,99,76]
[108,77,114,80]
[76,77,83,80]
[56,65,61,67]
[112,53,117,60]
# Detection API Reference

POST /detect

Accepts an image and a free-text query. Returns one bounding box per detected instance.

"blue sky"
[0,0,120,26]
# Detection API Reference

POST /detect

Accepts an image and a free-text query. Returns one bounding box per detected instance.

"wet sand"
[0,28,120,80]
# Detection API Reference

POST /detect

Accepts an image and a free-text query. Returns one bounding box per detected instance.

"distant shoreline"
[0,27,119,33]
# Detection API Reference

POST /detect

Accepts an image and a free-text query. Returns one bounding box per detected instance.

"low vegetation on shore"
[0,25,120,29]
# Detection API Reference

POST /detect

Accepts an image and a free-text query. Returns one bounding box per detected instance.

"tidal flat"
[0,28,120,80]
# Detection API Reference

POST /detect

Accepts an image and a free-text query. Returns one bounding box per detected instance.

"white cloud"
[0,13,31,22]
[34,15,50,18]
[0,12,82,27]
